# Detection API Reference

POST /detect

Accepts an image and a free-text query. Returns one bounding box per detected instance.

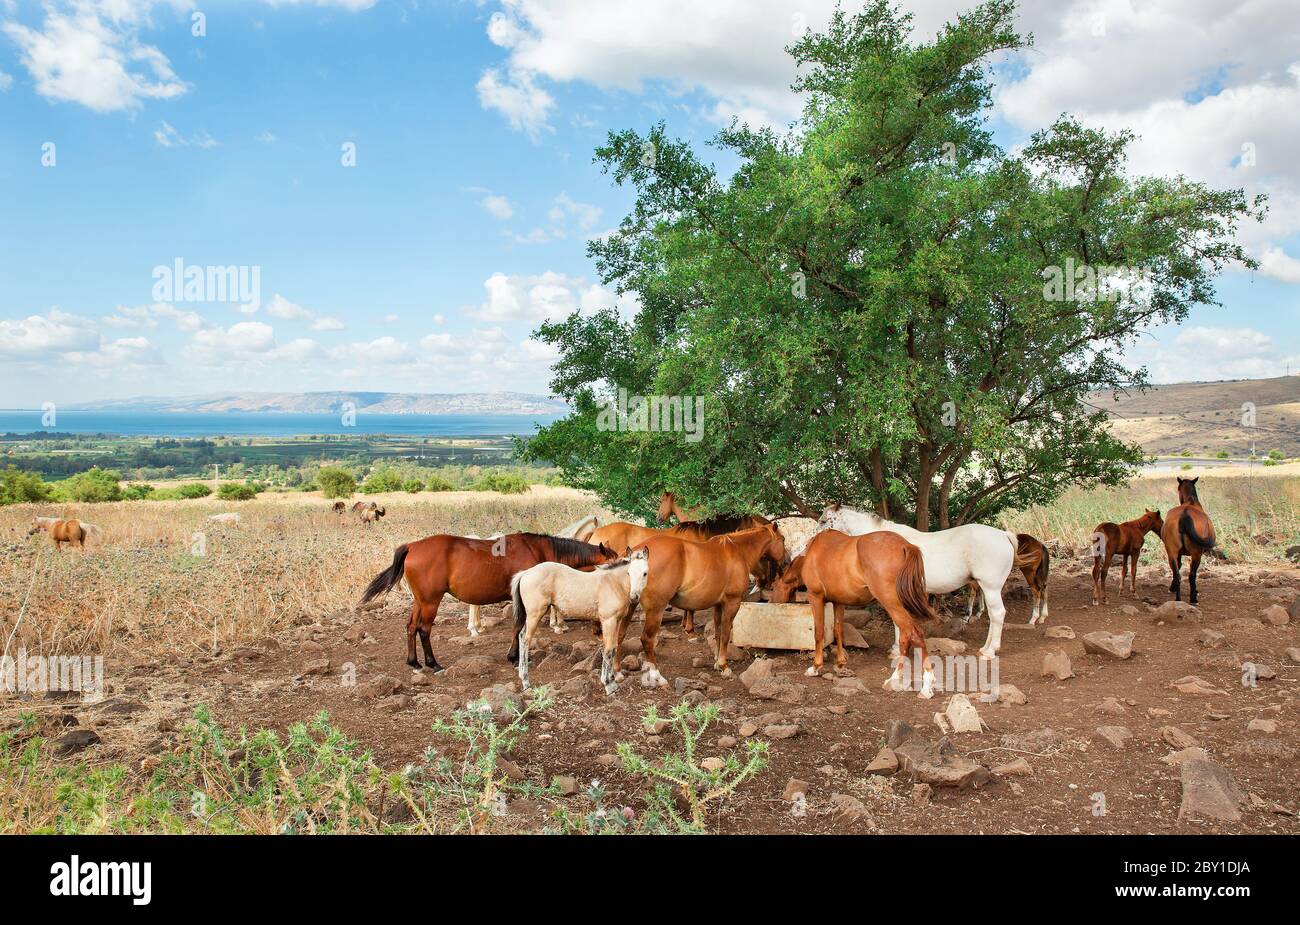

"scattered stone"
[621,654,641,672]
[943,694,984,733]
[1000,727,1058,752]
[1247,718,1278,735]
[558,676,591,700]
[1261,605,1290,626]
[357,674,402,700]
[830,792,870,821]
[596,753,618,768]
[1042,650,1074,680]
[1198,629,1226,648]
[54,729,101,756]
[1283,647,1300,665]
[991,757,1033,777]
[1172,675,1224,695]
[553,775,579,796]
[886,720,916,748]
[1094,725,1133,749]
[1154,600,1201,621]
[643,718,669,736]
[832,676,868,696]
[444,655,497,679]
[301,657,332,676]
[738,722,758,737]
[894,735,991,789]
[865,747,899,775]
[764,723,800,739]
[475,683,520,719]
[749,676,805,704]
[1162,746,1210,766]
[717,735,737,748]
[1147,707,1173,718]
[1160,726,1199,749]
[1044,626,1075,639]
[928,638,966,656]
[1082,630,1135,659]
[700,757,726,772]
[1095,696,1127,715]
[826,704,849,715]
[911,783,932,805]
[1178,758,1244,823]
[993,684,1027,705]
[782,778,810,801]
[1119,605,1140,617]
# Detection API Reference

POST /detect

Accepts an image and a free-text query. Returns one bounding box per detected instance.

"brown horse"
[590,511,775,637]
[769,554,806,604]
[1162,477,1216,604]
[332,500,347,514]
[967,533,1052,624]
[1091,510,1162,604]
[28,517,89,551]
[631,523,786,684]
[656,491,703,523]
[359,533,619,672]
[799,529,938,697]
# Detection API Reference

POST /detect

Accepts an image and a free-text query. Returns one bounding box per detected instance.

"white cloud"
[480,193,514,220]
[265,294,313,320]
[1126,325,1300,382]
[3,2,188,112]
[476,66,555,141]
[548,192,601,232]
[0,309,99,358]
[311,316,345,331]
[185,321,277,365]
[154,120,218,148]
[0,69,12,91]
[102,302,202,331]
[464,270,636,325]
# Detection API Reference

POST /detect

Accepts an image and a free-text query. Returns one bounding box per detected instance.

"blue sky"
[2,0,1298,408]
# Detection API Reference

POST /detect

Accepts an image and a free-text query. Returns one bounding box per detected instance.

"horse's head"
[1141,508,1163,532]
[656,492,675,524]
[761,521,786,565]
[627,547,650,601]
[769,555,804,604]
[27,518,43,536]
[1176,476,1200,505]
[817,504,842,528]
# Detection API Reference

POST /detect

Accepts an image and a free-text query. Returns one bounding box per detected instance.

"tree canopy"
[521,0,1264,529]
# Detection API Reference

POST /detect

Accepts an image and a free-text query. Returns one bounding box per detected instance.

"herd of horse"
[358,478,1217,698]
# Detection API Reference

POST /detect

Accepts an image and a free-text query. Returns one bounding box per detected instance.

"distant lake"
[0,410,567,438]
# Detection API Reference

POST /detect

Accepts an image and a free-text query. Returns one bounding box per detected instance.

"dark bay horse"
[1162,477,1216,604]
[360,533,618,672]
[1090,510,1161,604]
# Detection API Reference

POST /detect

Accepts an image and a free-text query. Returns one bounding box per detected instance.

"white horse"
[817,505,1017,658]
[512,548,649,695]
[464,514,602,636]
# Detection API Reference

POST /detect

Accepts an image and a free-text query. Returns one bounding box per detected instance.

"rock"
[1153,600,1201,621]
[1000,727,1058,752]
[558,676,591,700]
[911,783,932,805]
[1198,629,1226,648]
[749,677,806,704]
[643,718,669,736]
[866,747,899,775]
[1222,617,1260,632]
[782,778,810,801]
[552,775,579,796]
[1290,595,1300,621]
[739,658,776,691]
[1162,746,1210,766]
[1286,545,1300,564]
[738,722,758,737]
[475,683,520,719]
[840,622,870,649]
[1160,726,1199,749]
[1095,696,1127,715]
[357,674,402,699]
[301,657,332,676]
[445,655,497,679]
[993,684,1027,705]
[596,753,618,768]
[829,792,870,821]
[943,694,983,733]
[700,757,725,772]
[832,676,868,696]
[730,602,837,651]
[992,757,1033,777]
[1283,647,1300,665]
[381,694,412,713]
[54,729,101,756]
[1178,758,1244,823]
[927,637,966,656]
[826,703,849,715]
[1171,675,1225,695]
[1247,718,1278,735]
[1042,650,1074,680]
[1262,605,1290,626]
[620,654,641,672]
[1082,630,1135,659]
[764,723,800,739]
[886,719,916,748]
[894,735,991,789]
[1094,725,1133,749]
[1043,626,1075,639]
[1119,605,1140,617]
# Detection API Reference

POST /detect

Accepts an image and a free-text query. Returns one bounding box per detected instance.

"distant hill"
[69,391,570,416]
[1089,375,1300,457]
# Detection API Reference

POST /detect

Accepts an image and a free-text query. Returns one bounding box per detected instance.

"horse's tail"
[1013,534,1049,591]
[1179,510,1216,550]
[895,544,939,625]
[80,522,103,543]
[360,544,409,604]
[1034,542,1050,592]
[507,570,529,663]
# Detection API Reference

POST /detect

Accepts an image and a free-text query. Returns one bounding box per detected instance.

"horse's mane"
[521,533,612,565]
[595,557,630,571]
[1182,481,1200,503]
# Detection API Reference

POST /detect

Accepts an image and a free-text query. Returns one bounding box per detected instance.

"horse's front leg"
[712,599,740,678]
[467,604,481,637]
[638,601,670,688]
[599,614,620,695]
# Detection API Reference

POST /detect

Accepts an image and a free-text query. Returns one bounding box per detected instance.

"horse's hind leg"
[713,600,740,678]
[467,604,481,637]
[977,581,1007,660]
[683,609,697,640]
[415,592,445,672]
[1168,554,1182,599]
[832,603,847,670]
[598,612,620,695]
[639,603,669,688]
[1188,553,1202,605]
[517,603,544,690]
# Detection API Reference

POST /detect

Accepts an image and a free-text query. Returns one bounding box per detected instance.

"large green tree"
[522,0,1264,529]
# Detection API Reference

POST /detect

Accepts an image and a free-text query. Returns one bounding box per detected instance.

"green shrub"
[423,475,454,492]
[316,467,356,499]
[122,483,155,501]
[217,483,258,501]
[1267,449,1285,461]
[178,483,213,499]
[0,465,53,505]
[471,471,530,495]
[361,468,404,494]
[54,467,122,502]
[402,479,424,493]
[1215,450,1229,459]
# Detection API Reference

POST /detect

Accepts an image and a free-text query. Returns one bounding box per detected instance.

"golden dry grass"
[0,487,609,659]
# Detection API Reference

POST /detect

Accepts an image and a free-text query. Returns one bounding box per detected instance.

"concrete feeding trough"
[730,602,869,651]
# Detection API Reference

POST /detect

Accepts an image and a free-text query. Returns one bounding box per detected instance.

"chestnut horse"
[590,508,774,637]
[798,529,939,697]
[359,533,618,672]
[967,533,1052,624]
[28,517,91,551]
[1162,477,1216,604]
[1090,510,1162,604]
[631,524,786,685]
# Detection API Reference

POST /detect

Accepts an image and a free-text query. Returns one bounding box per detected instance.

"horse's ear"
[1191,477,1199,484]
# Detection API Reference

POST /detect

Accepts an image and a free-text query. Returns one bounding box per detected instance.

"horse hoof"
[552,626,566,635]
[604,683,619,697]
[719,667,733,679]
[407,660,422,670]
[615,671,625,682]
[468,627,481,638]
[804,666,820,677]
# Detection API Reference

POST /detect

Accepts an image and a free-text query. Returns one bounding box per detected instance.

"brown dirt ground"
[14,555,1300,835]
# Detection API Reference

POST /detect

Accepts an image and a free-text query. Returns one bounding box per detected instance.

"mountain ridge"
[66,391,569,415]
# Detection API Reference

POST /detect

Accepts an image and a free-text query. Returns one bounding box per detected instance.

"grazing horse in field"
[332,500,347,514]
[1162,477,1216,604]
[511,548,650,694]
[967,533,1052,624]
[817,506,1016,658]
[353,501,385,524]
[1089,510,1161,604]
[632,524,786,684]
[28,517,95,551]
[359,533,619,672]
[799,529,939,697]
